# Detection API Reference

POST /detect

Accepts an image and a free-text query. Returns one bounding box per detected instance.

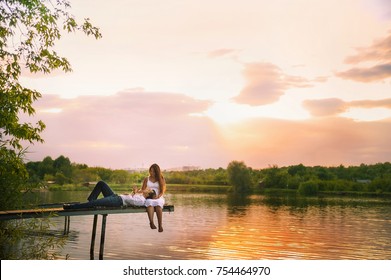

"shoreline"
[44,183,391,198]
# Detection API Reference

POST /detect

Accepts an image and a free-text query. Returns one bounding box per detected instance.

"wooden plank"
[0,204,175,260]
[0,205,174,221]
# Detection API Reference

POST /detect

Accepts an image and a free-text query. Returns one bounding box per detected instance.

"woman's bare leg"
[147,206,157,229]
[155,206,163,232]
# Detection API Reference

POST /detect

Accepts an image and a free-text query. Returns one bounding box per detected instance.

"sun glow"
[204,102,254,124]
[39,108,63,113]
[205,101,310,125]
[340,107,391,122]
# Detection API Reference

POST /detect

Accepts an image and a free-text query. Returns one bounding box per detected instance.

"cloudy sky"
[21,0,391,170]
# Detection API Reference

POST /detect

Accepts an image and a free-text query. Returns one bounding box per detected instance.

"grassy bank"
[45,183,391,198]
[166,184,230,193]
[47,183,231,193]
[258,188,391,198]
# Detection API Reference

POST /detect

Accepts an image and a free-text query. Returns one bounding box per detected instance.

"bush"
[227,161,253,193]
[298,180,319,196]
[370,177,391,193]
[286,175,301,189]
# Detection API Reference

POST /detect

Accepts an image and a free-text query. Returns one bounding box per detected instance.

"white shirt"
[119,194,146,206]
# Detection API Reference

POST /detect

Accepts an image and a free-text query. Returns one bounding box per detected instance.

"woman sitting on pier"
[63,181,156,210]
[141,163,166,232]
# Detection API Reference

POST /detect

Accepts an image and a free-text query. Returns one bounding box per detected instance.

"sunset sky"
[21,0,391,170]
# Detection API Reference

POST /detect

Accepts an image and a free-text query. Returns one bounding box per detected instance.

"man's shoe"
[63,204,72,210]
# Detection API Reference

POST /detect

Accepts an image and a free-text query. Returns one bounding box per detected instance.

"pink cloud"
[303,97,391,117]
[221,117,391,168]
[337,63,391,82]
[207,48,240,58]
[350,98,391,108]
[302,98,347,117]
[24,91,229,169]
[22,91,391,170]
[337,31,391,82]
[344,32,391,64]
[234,62,312,106]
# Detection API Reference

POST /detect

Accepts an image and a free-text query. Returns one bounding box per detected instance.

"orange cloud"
[234,63,312,106]
[344,33,391,64]
[337,63,391,82]
[207,48,239,58]
[220,117,391,168]
[23,92,391,169]
[302,98,347,117]
[303,98,391,117]
[337,31,391,82]
[24,91,228,169]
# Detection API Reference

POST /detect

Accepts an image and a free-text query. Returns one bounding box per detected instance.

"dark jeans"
[67,181,123,209]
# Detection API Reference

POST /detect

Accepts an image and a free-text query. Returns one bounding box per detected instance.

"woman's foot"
[158,226,163,232]
[150,223,157,229]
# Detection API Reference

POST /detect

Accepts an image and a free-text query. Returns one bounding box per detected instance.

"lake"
[28,191,391,260]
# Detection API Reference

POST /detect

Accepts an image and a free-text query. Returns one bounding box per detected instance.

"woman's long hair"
[150,163,166,193]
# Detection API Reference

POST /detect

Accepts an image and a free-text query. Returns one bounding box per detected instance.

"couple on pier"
[63,163,166,232]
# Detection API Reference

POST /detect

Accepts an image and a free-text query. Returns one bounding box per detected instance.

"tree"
[1,0,101,153]
[262,165,288,188]
[287,164,306,177]
[0,0,101,259]
[72,168,100,185]
[53,155,72,178]
[89,167,113,182]
[39,156,55,178]
[227,161,253,193]
[1,0,101,208]
[298,180,319,196]
[111,169,131,184]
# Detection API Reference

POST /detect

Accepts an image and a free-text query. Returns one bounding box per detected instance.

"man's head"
[143,188,156,199]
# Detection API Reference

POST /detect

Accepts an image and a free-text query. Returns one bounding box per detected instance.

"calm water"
[29,191,391,260]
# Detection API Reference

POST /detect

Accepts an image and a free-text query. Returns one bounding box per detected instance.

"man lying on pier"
[63,181,156,210]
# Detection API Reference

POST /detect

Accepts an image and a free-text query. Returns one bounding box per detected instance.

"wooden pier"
[0,204,174,260]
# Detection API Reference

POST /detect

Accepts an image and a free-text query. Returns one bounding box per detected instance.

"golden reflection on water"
[198,195,391,260]
[205,206,311,259]
[41,193,391,259]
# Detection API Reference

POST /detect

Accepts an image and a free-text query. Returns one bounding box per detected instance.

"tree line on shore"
[0,0,103,259]
[26,155,391,195]
[3,0,389,260]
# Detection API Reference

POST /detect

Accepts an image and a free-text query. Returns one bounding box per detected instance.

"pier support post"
[99,214,108,260]
[63,216,70,235]
[90,215,98,260]
[90,214,109,260]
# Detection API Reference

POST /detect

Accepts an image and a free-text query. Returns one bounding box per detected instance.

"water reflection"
[208,194,391,260]
[28,191,391,260]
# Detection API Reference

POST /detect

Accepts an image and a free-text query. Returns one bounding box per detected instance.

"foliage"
[0,216,67,260]
[1,0,101,152]
[298,180,319,196]
[24,155,391,197]
[253,162,391,195]
[1,0,101,259]
[369,175,391,193]
[227,160,253,193]
[1,0,102,201]
[0,147,28,210]
[165,168,228,185]
[261,165,289,188]
[111,169,131,184]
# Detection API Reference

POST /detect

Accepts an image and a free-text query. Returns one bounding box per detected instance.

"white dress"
[144,177,165,208]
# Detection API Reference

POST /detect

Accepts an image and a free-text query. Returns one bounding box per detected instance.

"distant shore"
[45,183,391,198]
